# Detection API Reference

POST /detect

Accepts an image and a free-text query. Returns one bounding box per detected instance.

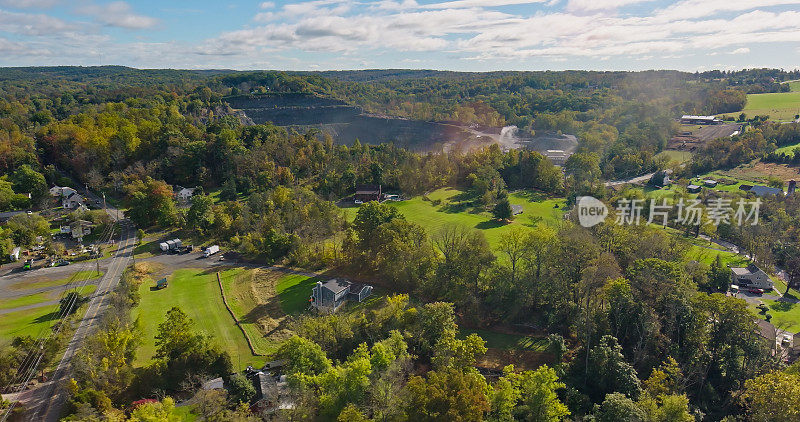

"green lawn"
[738,91,800,121]
[0,292,54,310]
[9,270,103,291]
[787,80,800,92]
[0,285,97,344]
[460,329,549,351]
[131,268,265,369]
[275,273,319,315]
[384,188,566,250]
[761,299,800,333]
[775,142,800,157]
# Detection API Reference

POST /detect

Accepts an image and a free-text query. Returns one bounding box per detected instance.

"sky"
[1,0,800,71]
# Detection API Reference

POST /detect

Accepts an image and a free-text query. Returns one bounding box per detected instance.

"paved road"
[605,172,656,187]
[33,221,134,421]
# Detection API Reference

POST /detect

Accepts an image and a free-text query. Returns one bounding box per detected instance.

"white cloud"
[566,0,655,12]
[76,1,158,29]
[0,0,59,8]
[730,47,750,54]
[655,0,800,21]
[0,9,76,36]
[423,0,545,9]
[260,1,275,8]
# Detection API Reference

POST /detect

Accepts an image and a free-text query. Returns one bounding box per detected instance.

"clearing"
[132,267,265,368]
[0,285,98,343]
[384,188,566,250]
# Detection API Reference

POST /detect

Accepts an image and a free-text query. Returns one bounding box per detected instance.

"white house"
[176,187,195,202]
[9,246,20,261]
[731,264,773,290]
[51,186,78,198]
[62,192,86,210]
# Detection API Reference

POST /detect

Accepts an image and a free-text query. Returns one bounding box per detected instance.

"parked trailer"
[172,239,182,249]
[204,245,220,258]
[165,240,175,251]
[159,242,169,252]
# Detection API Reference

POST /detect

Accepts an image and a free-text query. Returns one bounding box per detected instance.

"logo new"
[577,196,608,228]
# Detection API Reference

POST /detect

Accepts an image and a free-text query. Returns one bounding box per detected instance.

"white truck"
[159,242,169,252]
[204,245,220,258]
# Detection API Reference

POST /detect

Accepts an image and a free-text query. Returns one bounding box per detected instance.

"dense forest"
[3,66,800,421]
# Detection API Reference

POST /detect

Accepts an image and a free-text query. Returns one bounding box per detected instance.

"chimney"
[789,180,796,195]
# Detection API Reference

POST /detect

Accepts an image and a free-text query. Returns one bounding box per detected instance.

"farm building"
[680,115,721,125]
[703,180,718,188]
[511,204,524,215]
[687,185,701,194]
[649,170,671,187]
[731,264,773,290]
[354,185,382,202]
[310,279,373,313]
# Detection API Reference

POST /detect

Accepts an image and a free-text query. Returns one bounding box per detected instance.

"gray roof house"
[747,185,784,197]
[310,279,373,313]
[731,264,773,290]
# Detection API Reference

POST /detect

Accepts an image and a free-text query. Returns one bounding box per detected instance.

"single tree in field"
[493,198,512,220]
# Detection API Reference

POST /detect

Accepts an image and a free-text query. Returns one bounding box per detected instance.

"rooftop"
[321,279,351,294]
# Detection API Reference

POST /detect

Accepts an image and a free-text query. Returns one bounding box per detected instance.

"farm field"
[385,188,566,250]
[656,150,692,164]
[132,267,265,368]
[738,91,800,121]
[760,299,800,333]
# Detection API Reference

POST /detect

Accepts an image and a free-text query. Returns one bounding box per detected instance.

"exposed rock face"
[226,93,577,154]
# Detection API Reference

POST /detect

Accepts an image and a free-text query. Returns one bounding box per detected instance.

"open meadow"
[382,188,566,250]
[738,91,800,121]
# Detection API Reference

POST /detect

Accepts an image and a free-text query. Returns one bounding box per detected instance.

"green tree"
[7,213,49,247]
[11,164,48,203]
[129,397,181,422]
[570,335,641,403]
[595,392,646,422]
[186,194,215,234]
[124,177,178,228]
[275,335,333,376]
[404,368,490,422]
[742,371,800,422]
[493,197,512,220]
[511,365,570,422]
[225,373,256,404]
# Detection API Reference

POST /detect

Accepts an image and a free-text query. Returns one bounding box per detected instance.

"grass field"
[739,91,800,121]
[275,273,319,315]
[0,284,98,344]
[9,270,102,291]
[384,188,566,250]
[132,268,265,369]
[775,142,800,157]
[656,150,692,164]
[787,80,800,92]
[460,328,549,351]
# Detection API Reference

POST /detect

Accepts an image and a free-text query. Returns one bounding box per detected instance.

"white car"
[354,199,363,204]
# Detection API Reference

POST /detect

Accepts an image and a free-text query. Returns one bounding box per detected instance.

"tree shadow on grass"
[772,300,795,312]
[475,220,507,230]
[276,277,322,315]
[33,310,60,324]
[513,190,549,203]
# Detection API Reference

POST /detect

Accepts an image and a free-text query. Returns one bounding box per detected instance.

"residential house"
[680,115,721,125]
[746,185,784,197]
[176,187,195,203]
[731,264,773,290]
[69,220,93,241]
[9,246,20,261]
[354,185,381,202]
[511,204,524,215]
[250,372,292,413]
[687,184,701,194]
[310,279,373,313]
[62,191,86,210]
[703,179,718,188]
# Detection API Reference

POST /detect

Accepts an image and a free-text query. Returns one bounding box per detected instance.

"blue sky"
[1,0,799,71]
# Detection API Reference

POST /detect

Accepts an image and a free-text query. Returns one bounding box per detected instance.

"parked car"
[748,288,764,295]
[354,199,363,204]
[55,259,70,266]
